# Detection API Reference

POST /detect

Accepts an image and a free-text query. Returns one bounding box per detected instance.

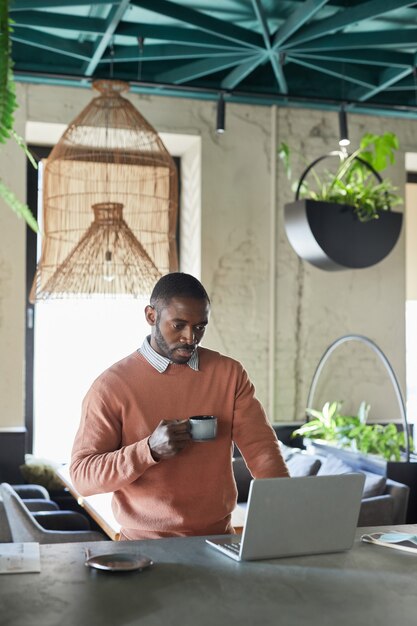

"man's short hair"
[150,272,210,309]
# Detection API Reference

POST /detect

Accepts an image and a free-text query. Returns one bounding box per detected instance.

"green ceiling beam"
[354,66,413,102]
[130,0,263,50]
[272,0,329,49]
[292,49,414,68]
[386,79,417,91]
[288,56,376,88]
[284,29,417,52]
[251,0,287,93]
[11,27,92,61]
[11,11,105,35]
[251,0,271,50]
[269,53,288,94]
[156,54,256,85]
[12,62,83,75]
[10,0,114,9]
[284,0,416,47]
[83,0,131,76]
[116,22,244,49]
[101,44,250,62]
[221,54,265,90]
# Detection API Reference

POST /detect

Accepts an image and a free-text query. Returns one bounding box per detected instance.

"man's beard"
[153,321,195,363]
[153,322,174,360]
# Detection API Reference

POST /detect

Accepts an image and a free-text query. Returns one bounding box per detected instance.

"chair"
[0,483,107,543]
[1,484,59,542]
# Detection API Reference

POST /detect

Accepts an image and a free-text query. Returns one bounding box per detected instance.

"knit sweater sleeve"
[231,364,289,478]
[69,380,158,496]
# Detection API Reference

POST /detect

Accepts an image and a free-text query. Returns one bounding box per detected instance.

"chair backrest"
[0,497,13,542]
[0,483,47,542]
[0,483,107,543]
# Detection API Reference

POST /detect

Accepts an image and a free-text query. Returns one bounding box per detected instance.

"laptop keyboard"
[223,541,241,555]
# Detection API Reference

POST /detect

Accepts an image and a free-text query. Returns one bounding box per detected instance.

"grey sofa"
[232,443,410,527]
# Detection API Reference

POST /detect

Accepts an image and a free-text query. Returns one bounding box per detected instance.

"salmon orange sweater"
[70,347,289,540]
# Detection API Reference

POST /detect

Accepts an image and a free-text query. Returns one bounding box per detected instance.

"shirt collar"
[139,336,199,373]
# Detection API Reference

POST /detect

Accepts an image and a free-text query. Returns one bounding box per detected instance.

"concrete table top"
[1,524,417,626]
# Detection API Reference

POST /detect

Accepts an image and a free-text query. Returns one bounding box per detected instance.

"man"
[70,272,289,540]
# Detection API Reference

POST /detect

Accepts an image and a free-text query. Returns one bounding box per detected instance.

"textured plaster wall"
[0,90,27,428]
[0,82,413,430]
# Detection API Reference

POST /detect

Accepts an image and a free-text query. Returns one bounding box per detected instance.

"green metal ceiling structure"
[9,0,417,119]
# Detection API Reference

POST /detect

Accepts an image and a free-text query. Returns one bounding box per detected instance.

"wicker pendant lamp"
[30,79,178,301]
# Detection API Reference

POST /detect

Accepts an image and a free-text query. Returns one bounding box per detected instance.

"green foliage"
[0,179,38,232]
[0,2,38,232]
[0,3,18,145]
[279,132,402,223]
[292,400,411,462]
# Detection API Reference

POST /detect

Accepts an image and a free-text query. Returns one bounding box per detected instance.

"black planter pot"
[284,199,403,270]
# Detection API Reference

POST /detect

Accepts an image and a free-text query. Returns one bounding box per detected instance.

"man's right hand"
[148,419,191,461]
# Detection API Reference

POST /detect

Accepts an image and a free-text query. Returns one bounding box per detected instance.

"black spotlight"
[338,106,350,147]
[216,93,226,134]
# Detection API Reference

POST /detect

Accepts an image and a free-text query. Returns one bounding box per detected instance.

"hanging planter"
[284,197,402,271]
[280,135,403,271]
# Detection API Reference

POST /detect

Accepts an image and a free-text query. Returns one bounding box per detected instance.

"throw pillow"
[317,454,352,476]
[317,454,386,498]
[19,454,64,491]
[287,453,322,477]
[279,442,302,462]
[362,471,386,498]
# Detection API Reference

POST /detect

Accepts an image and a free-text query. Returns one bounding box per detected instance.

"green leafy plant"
[292,400,411,462]
[0,1,38,232]
[279,132,402,223]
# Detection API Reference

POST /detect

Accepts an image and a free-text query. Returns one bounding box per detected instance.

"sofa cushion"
[317,454,352,476]
[362,471,386,498]
[317,454,386,498]
[287,453,321,477]
[279,442,302,462]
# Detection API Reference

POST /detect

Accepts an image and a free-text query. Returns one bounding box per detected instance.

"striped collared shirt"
[139,336,199,373]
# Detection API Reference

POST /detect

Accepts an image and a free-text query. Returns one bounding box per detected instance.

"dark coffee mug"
[189,415,217,441]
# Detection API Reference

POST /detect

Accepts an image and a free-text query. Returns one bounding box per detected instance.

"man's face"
[145,297,210,364]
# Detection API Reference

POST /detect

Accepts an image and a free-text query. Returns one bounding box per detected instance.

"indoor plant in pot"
[279,133,403,270]
[292,400,410,463]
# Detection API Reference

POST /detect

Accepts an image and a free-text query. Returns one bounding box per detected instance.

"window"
[33,297,150,462]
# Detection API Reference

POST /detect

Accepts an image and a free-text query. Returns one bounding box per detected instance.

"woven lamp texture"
[30,80,178,300]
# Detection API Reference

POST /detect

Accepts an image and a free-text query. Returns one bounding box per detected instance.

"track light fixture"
[216,92,226,134]
[338,106,350,147]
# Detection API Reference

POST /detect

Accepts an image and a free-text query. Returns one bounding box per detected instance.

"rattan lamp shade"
[30,80,178,300]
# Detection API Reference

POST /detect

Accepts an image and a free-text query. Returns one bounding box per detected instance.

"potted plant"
[279,133,403,270]
[292,400,410,463]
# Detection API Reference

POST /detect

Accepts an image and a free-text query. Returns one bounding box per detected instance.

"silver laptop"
[206,473,365,561]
